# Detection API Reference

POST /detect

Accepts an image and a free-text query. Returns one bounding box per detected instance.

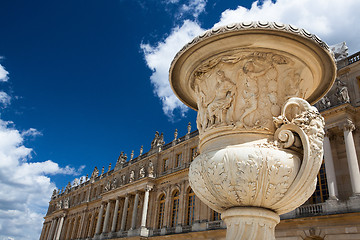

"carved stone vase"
[169,22,336,239]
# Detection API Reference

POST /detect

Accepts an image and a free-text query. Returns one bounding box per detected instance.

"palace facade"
[40,49,360,240]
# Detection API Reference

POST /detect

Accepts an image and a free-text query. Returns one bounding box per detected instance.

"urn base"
[221,207,280,240]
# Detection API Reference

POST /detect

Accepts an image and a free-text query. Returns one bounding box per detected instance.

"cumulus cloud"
[214,0,360,54]
[164,0,207,19]
[0,64,9,82]
[0,91,11,107]
[142,0,360,118]
[179,0,207,19]
[0,64,84,240]
[140,20,204,118]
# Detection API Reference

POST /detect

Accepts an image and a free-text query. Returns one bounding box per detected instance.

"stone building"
[40,48,360,240]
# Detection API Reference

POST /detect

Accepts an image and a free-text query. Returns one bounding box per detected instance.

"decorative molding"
[172,21,332,69]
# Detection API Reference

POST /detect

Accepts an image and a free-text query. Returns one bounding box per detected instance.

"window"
[191,147,198,161]
[309,161,329,204]
[175,153,182,168]
[171,190,180,227]
[186,188,195,225]
[163,158,169,172]
[84,214,92,238]
[211,210,220,221]
[158,194,165,228]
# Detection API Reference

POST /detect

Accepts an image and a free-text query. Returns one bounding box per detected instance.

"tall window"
[186,188,195,225]
[116,205,122,231]
[171,190,180,227]
[163,158,169,172]
[84,214,92,238]
[211,210,220,221]
[175,153,182,168]
[158,194,165,228]
[191,147,198,161]
[309,161,329,204]
[91,213,98,237]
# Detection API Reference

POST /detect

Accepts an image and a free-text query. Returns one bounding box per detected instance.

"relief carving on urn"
[169,22,336,239]
[193,51,307,135]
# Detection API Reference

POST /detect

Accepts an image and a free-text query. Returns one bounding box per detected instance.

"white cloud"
[142,0,360,118]
[0,91,11,107]
[179,0,207,19]
[140,20,204,118]
[0,119,84,240]
[214,0,360,54]
[0,65,84,240]
[0,64,9,82]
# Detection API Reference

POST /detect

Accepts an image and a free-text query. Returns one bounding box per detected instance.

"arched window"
[186,188,195,225]
[158,194,165,229]
[171,190,180,227]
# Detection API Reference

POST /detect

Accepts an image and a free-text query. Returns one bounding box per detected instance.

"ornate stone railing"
[348,51,360,65]
[295,203,324,217]
[207,220,225,230]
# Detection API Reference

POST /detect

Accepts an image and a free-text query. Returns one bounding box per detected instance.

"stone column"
[46,219,55,240]
[53,218,60,240]
[343,122,360,196]
[323,130,339,200]
[140,186,152,237]
[54,215,65,240]
[78,211,87,238]
[131,192,140,229]
[87,213,95,237]
[65,219,72,240]
[141,187,151,228]
[163,187,171,227]
[102,200,112,233]
[178,181,186,225]
[95,202,105,235]
[111,198,120,232]
[120,195,129,231]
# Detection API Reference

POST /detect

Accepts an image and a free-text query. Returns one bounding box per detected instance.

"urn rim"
[169,21,337,111]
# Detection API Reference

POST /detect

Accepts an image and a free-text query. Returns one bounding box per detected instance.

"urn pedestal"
[169,22,336,239]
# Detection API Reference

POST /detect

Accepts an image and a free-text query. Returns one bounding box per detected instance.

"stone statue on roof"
[330,42,348,61]
[117,152,127,164]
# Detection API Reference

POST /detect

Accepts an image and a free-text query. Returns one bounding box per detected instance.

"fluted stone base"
[221,207,280,240]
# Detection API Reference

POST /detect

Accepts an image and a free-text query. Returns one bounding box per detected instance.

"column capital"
[342,119,355,132]
[324,128,334,138]
[145,185,153,192]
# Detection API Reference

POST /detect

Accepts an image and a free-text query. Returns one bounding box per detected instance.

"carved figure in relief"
[121,174,126,185]
[335,79,350,104]
[148,161,154,177]
[63,198,69,209]
[318,96,331,110]
[129,170,135,182]
[104,180,111,191]
[207,70,236,127]
[193,51,302,133]
[139,166,145,178]
[111,178,117,190]
[56,200,62,210]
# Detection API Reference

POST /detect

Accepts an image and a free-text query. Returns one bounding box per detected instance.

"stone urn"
[169,22,336,239]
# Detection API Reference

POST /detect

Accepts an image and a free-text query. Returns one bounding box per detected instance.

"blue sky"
[1,0,360,239]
